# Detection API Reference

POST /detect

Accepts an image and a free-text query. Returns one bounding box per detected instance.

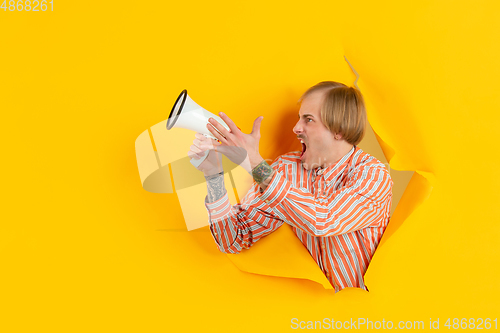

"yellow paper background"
[1,1,499,332]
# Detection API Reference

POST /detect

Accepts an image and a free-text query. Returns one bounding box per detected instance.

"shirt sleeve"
[204,176,284,254]
[259,164,393,237]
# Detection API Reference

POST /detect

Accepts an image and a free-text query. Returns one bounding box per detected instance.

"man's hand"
[206,112,265,170]
[188,134,223,176]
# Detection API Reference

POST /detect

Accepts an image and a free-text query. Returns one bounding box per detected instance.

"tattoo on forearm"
[205,172,227,203]
[252,160,274,184]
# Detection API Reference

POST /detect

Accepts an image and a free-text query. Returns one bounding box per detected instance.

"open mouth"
[300,142,307,158]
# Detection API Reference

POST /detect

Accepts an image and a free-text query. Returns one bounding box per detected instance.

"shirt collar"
[314,145,358,185]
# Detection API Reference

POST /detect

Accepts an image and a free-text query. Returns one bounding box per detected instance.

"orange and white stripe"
[205,145,393,292]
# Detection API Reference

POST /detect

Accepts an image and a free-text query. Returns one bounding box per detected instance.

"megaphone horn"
[167,90,230,137]
[167,90,230,167]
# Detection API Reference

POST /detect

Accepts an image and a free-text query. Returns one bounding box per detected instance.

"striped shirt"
[205,145,393,292]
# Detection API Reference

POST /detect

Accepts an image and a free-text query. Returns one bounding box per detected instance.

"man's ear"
[334,133,342,140]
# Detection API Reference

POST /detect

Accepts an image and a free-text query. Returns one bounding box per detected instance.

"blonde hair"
[299,81,367,146]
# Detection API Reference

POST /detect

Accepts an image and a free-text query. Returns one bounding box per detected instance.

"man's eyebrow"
[298,113,315,118]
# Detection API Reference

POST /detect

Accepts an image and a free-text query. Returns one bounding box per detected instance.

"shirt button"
[321,244,325,249]
[212,209,217,213]
[214,232,218,236]
[265,199,270,203]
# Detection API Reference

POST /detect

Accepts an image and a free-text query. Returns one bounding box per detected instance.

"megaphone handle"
[190,150,209,168]
[190,133,223,170]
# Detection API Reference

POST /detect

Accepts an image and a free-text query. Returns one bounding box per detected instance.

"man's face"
[293,90,338,170]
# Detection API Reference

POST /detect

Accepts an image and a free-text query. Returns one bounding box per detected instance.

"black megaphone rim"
[166,89,188,130]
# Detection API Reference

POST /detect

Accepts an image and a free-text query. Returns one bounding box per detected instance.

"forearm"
[250,158,275,192]
[259,178,338,237]
[205,172,227,203]
[205,189,284,253]
[204,156,282,252]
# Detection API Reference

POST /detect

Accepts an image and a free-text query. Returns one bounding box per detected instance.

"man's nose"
[293,121,302,134]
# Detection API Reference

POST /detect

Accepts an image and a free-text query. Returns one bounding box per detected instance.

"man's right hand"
[188,133,224,176]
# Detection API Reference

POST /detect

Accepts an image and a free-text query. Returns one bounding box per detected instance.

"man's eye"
[307,118,313,122]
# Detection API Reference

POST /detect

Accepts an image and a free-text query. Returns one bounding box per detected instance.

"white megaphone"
[167,90,230,167]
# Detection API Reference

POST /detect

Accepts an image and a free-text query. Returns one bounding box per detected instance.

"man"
[188,81,393,292]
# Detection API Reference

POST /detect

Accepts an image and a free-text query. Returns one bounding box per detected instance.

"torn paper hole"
[135,61,433,289]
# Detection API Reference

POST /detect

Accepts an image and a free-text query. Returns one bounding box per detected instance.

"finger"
[195,132,220,145]
[218,112,240,134]
[211,137,223,146]
[194,133,217,150]
[193,138,203,149]
[190,145,212,159]
[188,150,202,160]
[193,136,217,151]
[208,117,231,140]
[207,122,230,144]
[251,116,263,137]
[202,141,217,150]
[190,144,203,154]
[201,135,222,147]
[195,133,211,144]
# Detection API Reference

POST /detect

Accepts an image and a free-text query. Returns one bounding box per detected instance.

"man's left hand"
[207,112,264,170]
